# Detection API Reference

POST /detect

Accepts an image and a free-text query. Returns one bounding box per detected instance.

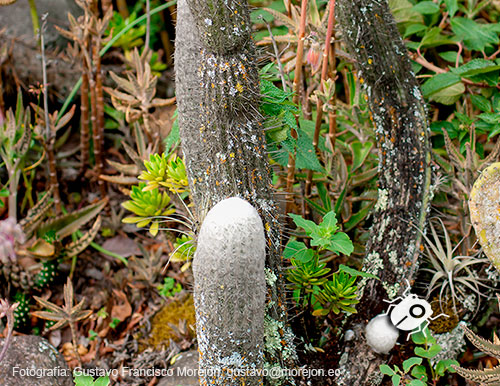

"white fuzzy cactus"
[193,197,266,385]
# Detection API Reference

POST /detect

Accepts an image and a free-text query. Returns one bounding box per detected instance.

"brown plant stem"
[69,321,82,367]
[40,14,61,213]
[305,0,336,198]
[0,300,17,364]
[80,64,90,171]
[46,142,61,212]
[285,0,308,214]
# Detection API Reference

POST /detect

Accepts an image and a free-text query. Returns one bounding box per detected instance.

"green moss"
[148,295,196,349]
[429,296,459,333]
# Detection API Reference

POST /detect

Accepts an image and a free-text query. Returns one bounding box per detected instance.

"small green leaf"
[338,264,379,279]
[410,365,428,382]
[320,211,338,233]
[421,72,461,97]
[450,59,500,77]
[451,17,499,51]
[94,377,111,386]
[404,23,427,38]
[327,232,354,255]
[402,357,422,372]
[379,364,395,376]
[444,0,458,17]
[430,82,465,105]
[283,240,315,263]
[413,1,440,14]
[471,94,492,112]
[350,141,373,172]
[288,213,317,234]
[391,374,401,386]
[438,51,462,64]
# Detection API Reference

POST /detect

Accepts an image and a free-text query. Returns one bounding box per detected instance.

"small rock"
[158,350,198,386]
[0,335,72,386]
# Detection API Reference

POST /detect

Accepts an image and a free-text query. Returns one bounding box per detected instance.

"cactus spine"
[193,197,266,386]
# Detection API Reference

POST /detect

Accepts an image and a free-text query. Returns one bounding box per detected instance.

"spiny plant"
[17,192,106,261]
[33,278,93,367]
[2,192,106,292]
[453,296,500,385]
[12,291,29,329]
[104,48,174,144]
[418,217,492,314]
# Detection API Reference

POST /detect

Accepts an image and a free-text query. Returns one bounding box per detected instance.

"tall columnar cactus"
[469,162,500,272]
[175,0,297,375]
[193,197,266,386]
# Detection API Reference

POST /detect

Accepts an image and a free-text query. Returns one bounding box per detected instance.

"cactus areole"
[469,162,500,273]
[193,197,266,385]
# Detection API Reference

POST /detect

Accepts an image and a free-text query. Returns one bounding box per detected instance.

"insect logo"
[382,280,448,340]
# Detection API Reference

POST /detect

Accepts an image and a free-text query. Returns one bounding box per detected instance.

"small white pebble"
[365,314,399,354]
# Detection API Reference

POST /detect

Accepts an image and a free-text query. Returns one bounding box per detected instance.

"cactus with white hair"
[193,197,266,386]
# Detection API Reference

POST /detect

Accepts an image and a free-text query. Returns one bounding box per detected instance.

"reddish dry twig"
[305,0,336,198]
[285,0,308,214]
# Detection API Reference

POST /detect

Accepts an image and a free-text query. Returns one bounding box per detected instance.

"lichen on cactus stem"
[193,197,266,386]
[469,162,500,272]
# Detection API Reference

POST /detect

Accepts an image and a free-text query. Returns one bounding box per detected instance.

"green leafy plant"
[157,277,182,298]
[288,211,354,256]
[74,375,110,386]
[380,327,458,385]
[121,182,175,236]
[0,91,32,220]
[284,211,365,314]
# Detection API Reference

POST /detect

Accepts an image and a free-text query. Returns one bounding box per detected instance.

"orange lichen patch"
[148,295,196,349]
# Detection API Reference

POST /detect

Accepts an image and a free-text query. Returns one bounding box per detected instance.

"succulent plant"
[34,260,58,289]
[469,162,500,273]
[453,295,500,385]
[313,271,359,315]
[13,291,30,329]
[122,182,175,236]
[139,153,189,193]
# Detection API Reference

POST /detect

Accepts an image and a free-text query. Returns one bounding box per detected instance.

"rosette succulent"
[122,183,175,236]
[139,153,188,193]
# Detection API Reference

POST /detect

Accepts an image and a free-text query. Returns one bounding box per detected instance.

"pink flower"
[0,218,25,264]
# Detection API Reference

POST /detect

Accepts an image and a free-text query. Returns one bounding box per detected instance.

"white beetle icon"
[382,280,448,340]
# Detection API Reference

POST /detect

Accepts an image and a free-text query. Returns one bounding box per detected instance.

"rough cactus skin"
[193,197,265,386]
[175,0,297,378]
[469,162,500,273]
